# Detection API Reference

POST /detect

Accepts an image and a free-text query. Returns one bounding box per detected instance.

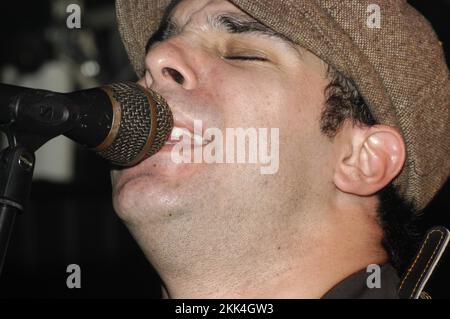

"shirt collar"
[321,264,399,299]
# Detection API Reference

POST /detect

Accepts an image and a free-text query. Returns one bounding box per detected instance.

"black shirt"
[322,264,399,299]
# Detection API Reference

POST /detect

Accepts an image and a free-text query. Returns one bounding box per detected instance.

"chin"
[111,147,209,223]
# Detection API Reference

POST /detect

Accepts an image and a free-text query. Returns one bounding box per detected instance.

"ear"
[137,77,147,87]
[333,124,406,196]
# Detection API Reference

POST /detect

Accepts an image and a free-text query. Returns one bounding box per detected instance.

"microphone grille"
[97,82,173,166]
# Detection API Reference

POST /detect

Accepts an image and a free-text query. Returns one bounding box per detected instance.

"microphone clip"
[0,90,78,277]
[1,89,79,152]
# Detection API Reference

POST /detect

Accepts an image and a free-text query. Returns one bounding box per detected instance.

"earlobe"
[334,125,406,196]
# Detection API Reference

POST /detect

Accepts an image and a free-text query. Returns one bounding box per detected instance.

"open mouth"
[165,126,213,146]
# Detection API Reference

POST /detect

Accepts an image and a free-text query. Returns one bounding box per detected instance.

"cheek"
[206,65,291,127]
[279,79,333,187]
[202,61,330,166]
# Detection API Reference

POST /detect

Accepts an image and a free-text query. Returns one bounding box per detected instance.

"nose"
[144,40,198,91]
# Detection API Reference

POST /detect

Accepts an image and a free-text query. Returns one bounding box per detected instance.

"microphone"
[0,82,173,166]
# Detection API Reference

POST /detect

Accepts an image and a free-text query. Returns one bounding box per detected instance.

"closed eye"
[224,56,269,62]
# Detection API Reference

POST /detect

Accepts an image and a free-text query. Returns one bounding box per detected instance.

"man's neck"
[154,215,387,298]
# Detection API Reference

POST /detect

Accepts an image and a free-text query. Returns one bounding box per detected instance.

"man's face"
[111,0,333,258]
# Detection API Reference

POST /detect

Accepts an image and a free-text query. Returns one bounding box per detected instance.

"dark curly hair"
[321,65,421,275]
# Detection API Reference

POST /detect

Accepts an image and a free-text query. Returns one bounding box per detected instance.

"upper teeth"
[168,127,210,146]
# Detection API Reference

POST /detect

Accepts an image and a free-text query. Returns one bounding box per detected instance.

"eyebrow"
[145,12,292,52]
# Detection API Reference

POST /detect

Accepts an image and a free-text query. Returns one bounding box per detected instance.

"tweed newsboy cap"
[115,0,450,211]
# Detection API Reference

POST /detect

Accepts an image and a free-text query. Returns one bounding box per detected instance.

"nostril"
[162,67,185,85]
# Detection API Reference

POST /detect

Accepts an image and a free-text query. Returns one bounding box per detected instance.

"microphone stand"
[0,90,78,276]
[0,144,35,275]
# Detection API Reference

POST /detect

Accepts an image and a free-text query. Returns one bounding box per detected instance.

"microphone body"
[0,82,173,166]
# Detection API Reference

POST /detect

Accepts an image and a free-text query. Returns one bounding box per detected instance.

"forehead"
[171,0,244,25]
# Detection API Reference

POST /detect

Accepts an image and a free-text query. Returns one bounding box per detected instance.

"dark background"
[0,0,449,299]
